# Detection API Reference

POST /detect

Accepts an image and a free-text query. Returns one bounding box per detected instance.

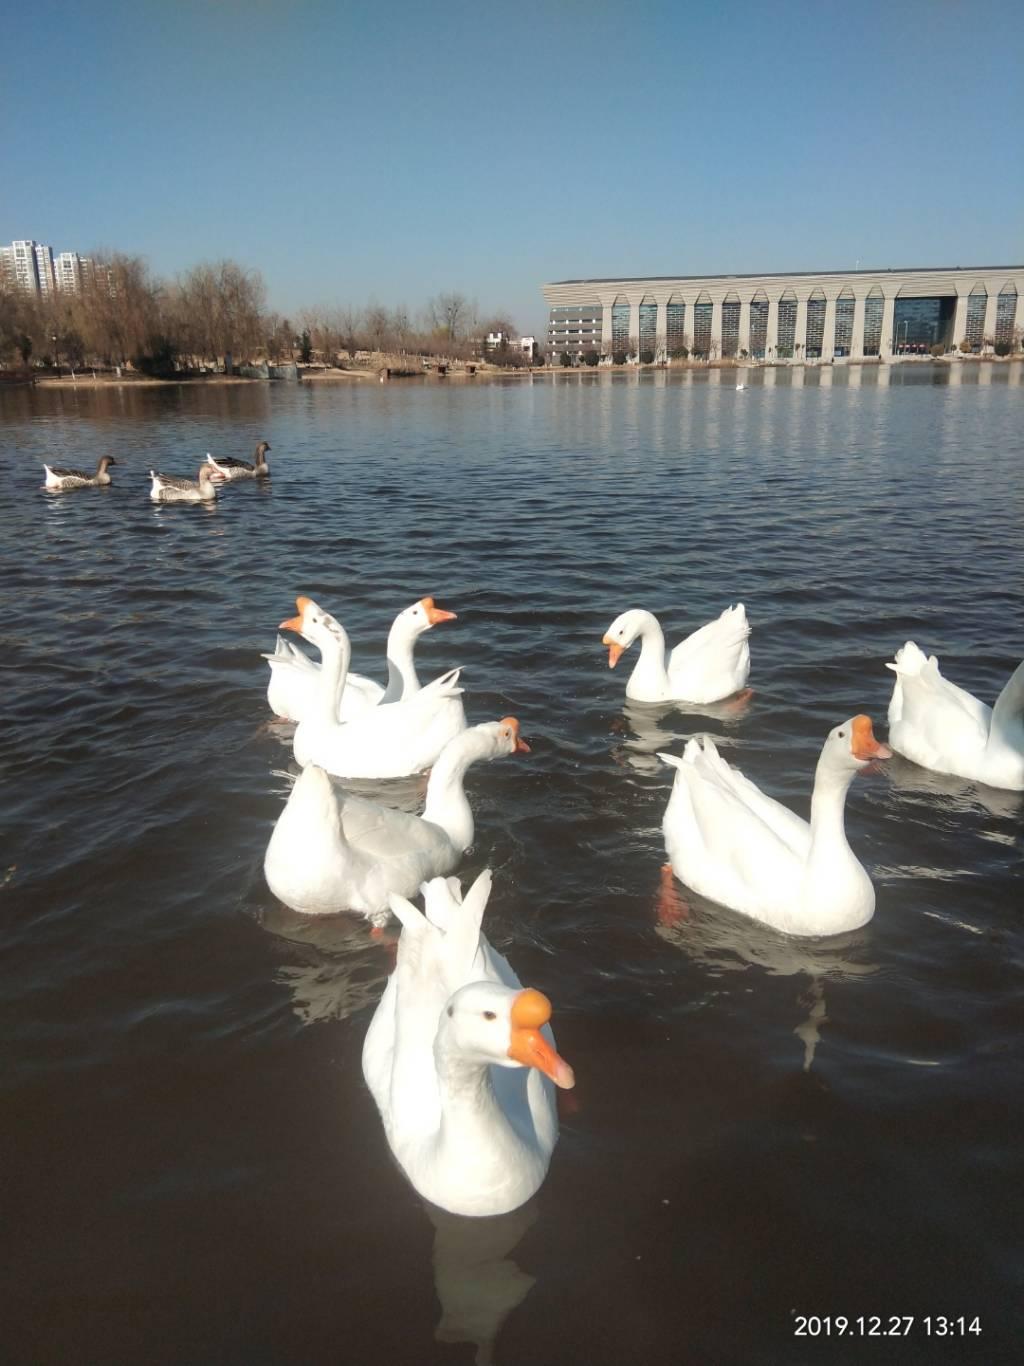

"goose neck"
[381,621,420,704]
[421,731,487,852]
[313,631,349,725]
[990,660,1024,748]
[808,757,856,851]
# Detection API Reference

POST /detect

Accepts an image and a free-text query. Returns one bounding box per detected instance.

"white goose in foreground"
[362,870,574,1216]
[263,718,530,920]
[43,456,117,490]
[206,440,271,481]
[886,641,1024,790]
[281,596,466,778]
[264,596,457,724]
[603,605,751,704]
[660,716,891,936]
[149,464,219,503]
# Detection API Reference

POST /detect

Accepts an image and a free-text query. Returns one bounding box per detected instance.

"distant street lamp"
[52,332,59,377]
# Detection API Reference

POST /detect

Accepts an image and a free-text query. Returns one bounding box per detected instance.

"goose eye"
[483,1010,496,1021]
[446,1005,454,1018]
[837,730,845,739]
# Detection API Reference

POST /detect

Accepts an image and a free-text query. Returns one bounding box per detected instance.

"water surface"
[2,366,1022,1364]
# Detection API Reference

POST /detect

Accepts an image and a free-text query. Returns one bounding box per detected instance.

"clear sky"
[3,0,1022,332]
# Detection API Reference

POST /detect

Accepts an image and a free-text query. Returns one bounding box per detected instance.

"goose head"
[439,983,575,1089]
[98,456,117,471]
[279,595,349,654]
[602,609,648,667]
[256,441,271,456]
[394,596,457,642]
[197,463,220,486]
[820,715,892,775]
[477,716,531,758]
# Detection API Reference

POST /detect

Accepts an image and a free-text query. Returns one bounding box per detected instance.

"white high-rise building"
[9,240,40,292]
[34,243,56,296]
[55,251,84,294]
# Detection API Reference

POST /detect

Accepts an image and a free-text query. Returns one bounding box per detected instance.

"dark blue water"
[2,367,1022,1365]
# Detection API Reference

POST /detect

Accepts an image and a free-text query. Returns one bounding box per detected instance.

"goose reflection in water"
[885,752,1024,823]
[611,694,753,775]
[426,1197,539,1366]
[259,899,397,1022]
[654,868,877,1072]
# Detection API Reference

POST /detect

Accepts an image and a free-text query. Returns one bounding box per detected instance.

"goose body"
[263,718,530,920]
[281,596,467,778]
[264,596,456,724]
[886,641,1024,790]
[149,464,219,503]
[660,716,891,936]
[603,605,751,704]
[206,440,271,481]
[43,456,116,490]
[362,870,574,1216]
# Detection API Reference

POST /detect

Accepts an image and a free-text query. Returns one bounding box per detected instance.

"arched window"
[692,291,713,357]
[611,295,630,355]
[638,295,657,359]
[995,284,1018,347]
[863,286,884,356]
[666,293,686,355]
[722,291,740,357]
[749,290,768,359]
[834,287,855,356]
[964,284,987,349]
[805,288,826,357]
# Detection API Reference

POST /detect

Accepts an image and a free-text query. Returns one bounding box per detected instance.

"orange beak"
[280,594,312,634]
[422,596,457,625]
[507,989,575,1089]
[500,715,531,754]
[851,714,893,761]
[602,633,624,668]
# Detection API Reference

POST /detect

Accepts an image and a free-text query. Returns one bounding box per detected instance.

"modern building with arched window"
[543,266,1024,362]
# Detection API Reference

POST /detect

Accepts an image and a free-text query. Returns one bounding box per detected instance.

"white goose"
[149,464,219,503]
[281,596,466,778]
[660,716,891,936]
[264,596,457,724]
[42,455,117,490]
[886,641,1024,790]
[264,718,530,920]
[362,870,574,1217]
[603,605,751,704]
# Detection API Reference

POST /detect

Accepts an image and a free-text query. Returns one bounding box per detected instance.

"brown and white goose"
[43,456,117,491]
[149,464,220,504]
[206,440,271,481]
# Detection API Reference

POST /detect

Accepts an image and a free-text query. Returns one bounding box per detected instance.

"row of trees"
[0,259,530,373]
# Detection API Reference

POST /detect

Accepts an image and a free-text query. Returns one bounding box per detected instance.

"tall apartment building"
[55,251,84,293]
[7,240,41,292]
[34,243,56,296]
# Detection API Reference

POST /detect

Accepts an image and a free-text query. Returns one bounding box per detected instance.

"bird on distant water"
[206,440,271,481]
[42,456,117,491]
[149,464,220,504]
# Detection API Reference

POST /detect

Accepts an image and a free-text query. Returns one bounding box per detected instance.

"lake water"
[2,365,1022,1365]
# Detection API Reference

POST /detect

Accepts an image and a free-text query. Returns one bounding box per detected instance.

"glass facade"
[638,300,657,358]
[892,297,956,353]
[666,300,686,354]
[692,301,712,356]
[722,300,740,357]
[611,302,630,354]
[834,294,855,356]
[995,286,1017,347]
[749,297,768,358]
[863,292,884,356]
[805,294,826,357]
[777,295,796,358]
[965,289,987,348]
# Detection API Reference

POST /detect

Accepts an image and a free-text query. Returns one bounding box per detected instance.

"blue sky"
[3,0,1022,332]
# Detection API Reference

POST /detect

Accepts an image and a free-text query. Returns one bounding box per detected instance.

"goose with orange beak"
[660,715,891,936]
[603,604,751,704]
[277,595,466,779]
[264,595,459,724]
[363,870,574,1217]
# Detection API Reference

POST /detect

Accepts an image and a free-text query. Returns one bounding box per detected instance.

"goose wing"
[887,643,990,758]
[151,472,198,493]
[47,465,91,481]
